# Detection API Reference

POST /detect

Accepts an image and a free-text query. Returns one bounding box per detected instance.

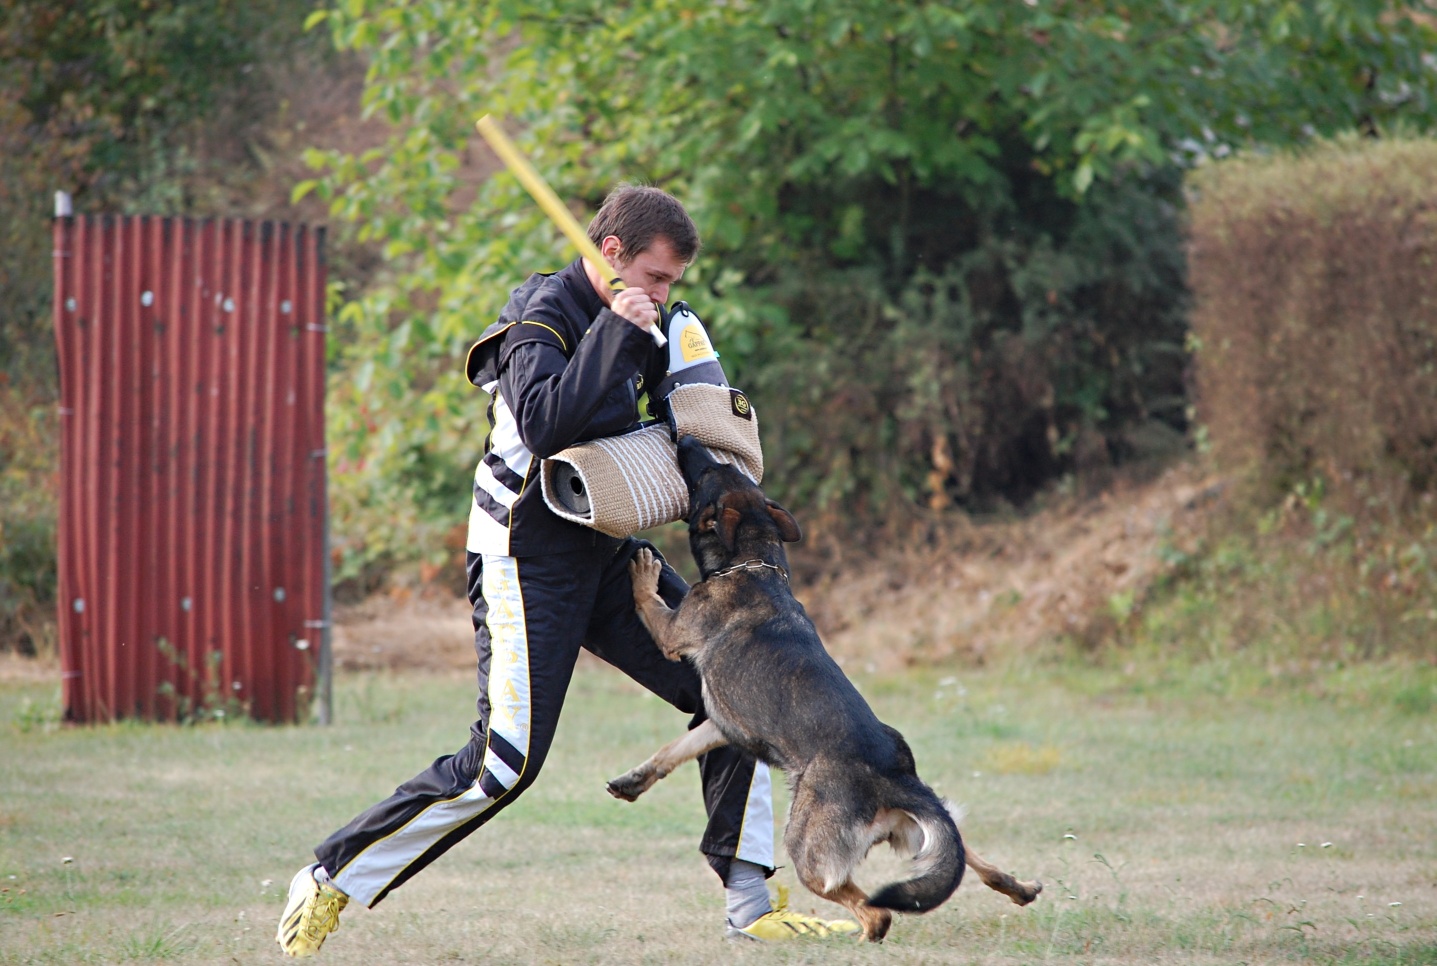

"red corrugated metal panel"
[52,215,329,724]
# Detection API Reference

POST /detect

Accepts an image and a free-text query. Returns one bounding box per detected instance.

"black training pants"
[314,538,774,907]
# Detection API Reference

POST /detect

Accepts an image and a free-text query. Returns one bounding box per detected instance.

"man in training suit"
[277,185,858,957]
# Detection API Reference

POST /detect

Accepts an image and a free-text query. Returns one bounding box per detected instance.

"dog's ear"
[717,506,743,552]
[765,500,802,543]
[695,505,717,534]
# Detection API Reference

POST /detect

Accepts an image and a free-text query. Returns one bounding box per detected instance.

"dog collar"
[707,559,789,582]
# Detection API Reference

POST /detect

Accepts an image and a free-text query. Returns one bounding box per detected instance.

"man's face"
[602,235,687,306]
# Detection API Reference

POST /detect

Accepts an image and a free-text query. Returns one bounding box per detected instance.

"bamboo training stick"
[475,114,666,347]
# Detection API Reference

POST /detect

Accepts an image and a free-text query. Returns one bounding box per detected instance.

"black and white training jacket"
[463,259,673,557]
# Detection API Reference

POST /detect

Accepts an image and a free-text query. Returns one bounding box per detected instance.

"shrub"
[0,386,58,655]
[740,167,1191,539]
[1188,135,1437,514]
[304,0,1437,571]
[1168,136,1437,661]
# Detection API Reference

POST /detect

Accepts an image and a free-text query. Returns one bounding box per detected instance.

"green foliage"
[302,0,1437,569]
[154,640,255,724]
[0,0,330,382]
[1127,480,1437,663]
[737,170,1190,527]
[0,390,58,656]
[11,688,62,733]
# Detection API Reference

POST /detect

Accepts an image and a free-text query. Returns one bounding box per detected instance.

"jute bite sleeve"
[539,383,763,538]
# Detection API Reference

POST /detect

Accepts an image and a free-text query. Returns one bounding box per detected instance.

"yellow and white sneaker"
[725,885,861,941]
[276,863,349,958]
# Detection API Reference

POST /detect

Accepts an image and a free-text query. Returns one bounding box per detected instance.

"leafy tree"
[300,0,1437,567]
[0,1,330,652]
[0,0,327,381]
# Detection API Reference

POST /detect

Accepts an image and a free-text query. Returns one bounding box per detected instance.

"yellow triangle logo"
[681,326,715,363]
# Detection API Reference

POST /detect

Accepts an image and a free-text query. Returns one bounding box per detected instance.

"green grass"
[2,658,1434,964]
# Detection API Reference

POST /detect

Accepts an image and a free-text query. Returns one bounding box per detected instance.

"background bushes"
[1188,136,1437,515]
[1165,135,1437,660]
[737,167,1190,539]
[4,3,1437,649]
[304,0,1437,577]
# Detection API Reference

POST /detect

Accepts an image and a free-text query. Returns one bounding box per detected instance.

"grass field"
[2,656,1434,965]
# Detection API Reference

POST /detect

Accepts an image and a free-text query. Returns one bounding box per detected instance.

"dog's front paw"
[606,765,657,802]
[1010,878,1043,906]
[628,548,662,602]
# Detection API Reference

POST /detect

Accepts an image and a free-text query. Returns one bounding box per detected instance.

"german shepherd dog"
[607,436,1041,941]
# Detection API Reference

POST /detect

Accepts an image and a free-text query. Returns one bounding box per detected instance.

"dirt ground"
[807,461,1223,670]
[321,459,1221,675]
[328,591,479,673]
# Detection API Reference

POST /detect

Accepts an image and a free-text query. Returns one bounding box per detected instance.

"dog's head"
[677,435,801,575]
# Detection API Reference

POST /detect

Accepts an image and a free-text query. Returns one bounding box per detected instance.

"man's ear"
[601,234,625,264]
[765,500,802,543]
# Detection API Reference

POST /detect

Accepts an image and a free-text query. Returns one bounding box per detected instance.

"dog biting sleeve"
[539,383,764,537]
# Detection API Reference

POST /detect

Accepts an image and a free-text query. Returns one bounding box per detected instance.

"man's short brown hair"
[586,184,700,264]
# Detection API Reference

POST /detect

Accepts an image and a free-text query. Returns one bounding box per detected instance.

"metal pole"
[317,495,333,725]
[315,226,333,726]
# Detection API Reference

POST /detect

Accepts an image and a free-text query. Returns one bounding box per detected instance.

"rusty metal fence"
[51,213,331,724]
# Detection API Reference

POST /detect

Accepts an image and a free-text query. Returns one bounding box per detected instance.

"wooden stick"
[475,114,666,347]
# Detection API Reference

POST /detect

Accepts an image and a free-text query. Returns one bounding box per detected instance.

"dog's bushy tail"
[866,795,966,913]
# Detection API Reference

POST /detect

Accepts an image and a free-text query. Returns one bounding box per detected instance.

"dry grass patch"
[980,742,1063,776]
[2,659,1434,964]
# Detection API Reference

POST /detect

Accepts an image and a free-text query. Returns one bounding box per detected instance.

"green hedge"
[1188,136,1437,513]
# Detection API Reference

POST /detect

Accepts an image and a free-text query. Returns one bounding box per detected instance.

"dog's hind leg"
[789,830,887,940]
[785,784,889,941]
[964,848,1043,905]
[606,719,729,802]
[817,880,890,943]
